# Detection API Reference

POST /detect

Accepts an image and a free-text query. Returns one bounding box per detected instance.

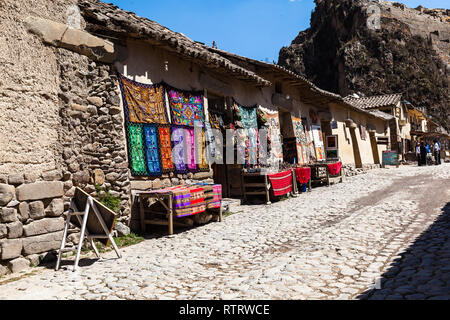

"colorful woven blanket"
[185,127,197,172]
[328,162,342,176]
[294,167,311,184]
[126,123,148,176]
[119,74,168,124]
[143,124,162,176]
[158,125,174,172]
[268,170,293,197]
[201,184,222,209]
[168,89,205,127]
[186,186,206,216]
[237,104,258,129]
[172,126,187,173]
[211,184,222,209]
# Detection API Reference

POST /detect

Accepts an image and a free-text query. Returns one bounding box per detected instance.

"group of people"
[416,139,441,166]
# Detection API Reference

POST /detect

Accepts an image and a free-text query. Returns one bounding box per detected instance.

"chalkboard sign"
[382,151,399,166]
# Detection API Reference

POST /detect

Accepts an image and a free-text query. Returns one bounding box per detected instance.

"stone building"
[344,94,410,161]
[0,0,271,274]
[0,0,394,275]
[207,49,393,170]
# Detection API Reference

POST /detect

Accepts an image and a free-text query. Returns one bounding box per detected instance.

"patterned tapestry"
[158,125,174,172]
[196,128,209,172]
[260,107,283,163]
[143,124,162,176]
[125,123,148,176]
[292,116,309,165]
[209,111,224,129]
[168,89,205,127]
[302,117,317,162]
[119,74,169,124]
[172,126,187,173]
[205,121,217,161]
[185,127,197,172]
[246,127,259,165]
[237,104,258,129]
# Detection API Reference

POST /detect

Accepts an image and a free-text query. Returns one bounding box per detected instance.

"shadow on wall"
[358,202,450,300]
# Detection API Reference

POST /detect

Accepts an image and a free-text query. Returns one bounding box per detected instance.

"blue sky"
[109,0,449,63]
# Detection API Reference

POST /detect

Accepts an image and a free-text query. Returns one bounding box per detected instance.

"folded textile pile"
[294,167,311,184]
[268,170,293,196]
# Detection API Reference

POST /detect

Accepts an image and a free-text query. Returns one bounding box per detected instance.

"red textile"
[328,162,342,176]
[268,170,293,196]
[294,167,311,184]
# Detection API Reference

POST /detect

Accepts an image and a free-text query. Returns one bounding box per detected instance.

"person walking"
[416,142,421,166]
[420,142,427,166]
[434,139,441,165]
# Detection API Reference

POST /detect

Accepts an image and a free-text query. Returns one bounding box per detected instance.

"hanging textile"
[302,117,316,162]
[118,74,169,124]
[125,123,148,176]
[167,88,205,127]
[259,107,283,164]
[185,127,197,172]
[237,104,258,129]
[246,127,260,165]
[142,124,162,176]
[209,111,224,129]
[157,125,174,172]
[327,162,342,176]
[268,170,293,197]
[205,121,216,161]
[172,126,188,173]
[294,167,311,184]
[196,128,209,172]
[292,116,308,165]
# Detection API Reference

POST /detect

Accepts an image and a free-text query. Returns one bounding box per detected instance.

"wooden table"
[307,162,344,186]
[241,170,299,204]
[241,171,272,205]
[137,190,222,235]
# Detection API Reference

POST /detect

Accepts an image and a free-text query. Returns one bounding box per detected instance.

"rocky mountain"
[278,0,449,130]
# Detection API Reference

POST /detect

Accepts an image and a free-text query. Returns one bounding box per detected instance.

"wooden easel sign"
[56,187,121,272]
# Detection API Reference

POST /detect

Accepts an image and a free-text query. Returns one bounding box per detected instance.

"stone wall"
[0,1,215,275]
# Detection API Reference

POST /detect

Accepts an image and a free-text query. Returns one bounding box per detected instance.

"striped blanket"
[268,170,293,197]
[186,186,206,215]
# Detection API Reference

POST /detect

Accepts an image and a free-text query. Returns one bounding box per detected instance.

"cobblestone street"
[0,164,449,300]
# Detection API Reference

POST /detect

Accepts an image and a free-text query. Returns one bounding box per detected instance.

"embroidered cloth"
[158,125,174,172]
[185,127,197,172]
[268,170,293,197]
[168,89,205,127]
[196,128,209,171]
[172,126,188,173]
[119,75,168,124]
[126,123,148,176]
[143,124,162,175]
[237,104,258,129]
